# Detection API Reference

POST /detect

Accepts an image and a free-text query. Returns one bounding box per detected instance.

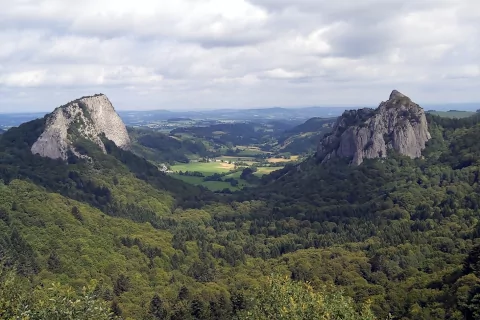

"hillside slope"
[3,91,480,319]
[275,117,335,154]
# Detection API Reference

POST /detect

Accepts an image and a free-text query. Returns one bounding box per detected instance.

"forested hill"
[238,112,480,318]
[275,117,335,154]
[0,101,373,319]
[2,94,480,319]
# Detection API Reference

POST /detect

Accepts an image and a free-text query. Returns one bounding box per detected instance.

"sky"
[0,0,479,112]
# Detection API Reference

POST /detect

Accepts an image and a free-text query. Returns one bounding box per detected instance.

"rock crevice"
[317,90,431,165]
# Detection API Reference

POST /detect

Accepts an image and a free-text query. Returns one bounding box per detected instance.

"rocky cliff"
[317,90,431,165]
[31,94,130,160]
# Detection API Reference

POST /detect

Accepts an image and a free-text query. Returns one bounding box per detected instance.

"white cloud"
[0,0,479,112]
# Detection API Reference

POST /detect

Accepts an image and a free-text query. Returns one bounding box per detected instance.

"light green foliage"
[5,112,480,319]
[0,267,115,320]
[237,275,375,320]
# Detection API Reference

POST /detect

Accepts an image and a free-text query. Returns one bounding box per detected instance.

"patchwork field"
[170,154,297,191]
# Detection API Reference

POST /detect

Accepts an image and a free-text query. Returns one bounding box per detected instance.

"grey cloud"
[0,0,479,112]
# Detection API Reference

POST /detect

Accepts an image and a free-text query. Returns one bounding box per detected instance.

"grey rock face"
[317,90,431,165]
[31,94,130,160]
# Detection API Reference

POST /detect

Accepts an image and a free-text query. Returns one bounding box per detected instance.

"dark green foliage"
[2,229,39,276]
[47,251,61,272]
[113,274,130,296]
[150,294,168,320]
[6,108,480,319]
[240,167,256,180]
[340,108,374,129]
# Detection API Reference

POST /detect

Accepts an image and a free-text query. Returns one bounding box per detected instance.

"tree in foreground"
[0,266,116,320]
[236,275,376,320]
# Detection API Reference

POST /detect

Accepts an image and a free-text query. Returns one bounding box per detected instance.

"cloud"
[0,0,479,112]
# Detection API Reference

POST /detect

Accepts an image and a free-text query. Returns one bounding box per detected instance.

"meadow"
[169,155,296,191]
[171,161,235,173]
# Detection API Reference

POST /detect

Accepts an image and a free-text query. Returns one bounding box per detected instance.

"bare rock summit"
[31,94,130,160]
[317,90,431,165]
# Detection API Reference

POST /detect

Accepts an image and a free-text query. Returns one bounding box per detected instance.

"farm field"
[254,166,283,176]
[171,161,235,174]
[169,153,299,191]
[266,155,299,163]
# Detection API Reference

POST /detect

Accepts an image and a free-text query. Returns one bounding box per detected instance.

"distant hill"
[427,110,477,118]
[119,106,350,125]
[171,121,294,147]
[128,127,209,164]
[274,117,336,154]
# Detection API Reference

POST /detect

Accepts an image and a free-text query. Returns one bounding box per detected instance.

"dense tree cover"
[0,119,216,214]
[0,179,377,319]
[2,112,480,319]
[129,128,209,164]
[237,275,375,320]
[0,266,116,319]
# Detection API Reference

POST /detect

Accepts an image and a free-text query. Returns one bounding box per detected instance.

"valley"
[128,117,334,192]
[1,92,480,319]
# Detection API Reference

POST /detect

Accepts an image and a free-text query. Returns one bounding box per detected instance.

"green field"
[170,158,286,191]
[254,166,283,176]
[171,161,235,174]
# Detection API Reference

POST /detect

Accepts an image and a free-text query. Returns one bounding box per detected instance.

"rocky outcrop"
[317,90,431,165]
[31,94,130,160]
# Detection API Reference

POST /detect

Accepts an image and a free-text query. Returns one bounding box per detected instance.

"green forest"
[1,111,480,319]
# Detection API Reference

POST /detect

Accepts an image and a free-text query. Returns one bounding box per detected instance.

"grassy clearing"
[234,146,268,156]
[266,155,300,163]
[171,161,235,174]
[224,171,243,179]
[254,167,283,176]
[218,156,256,166]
